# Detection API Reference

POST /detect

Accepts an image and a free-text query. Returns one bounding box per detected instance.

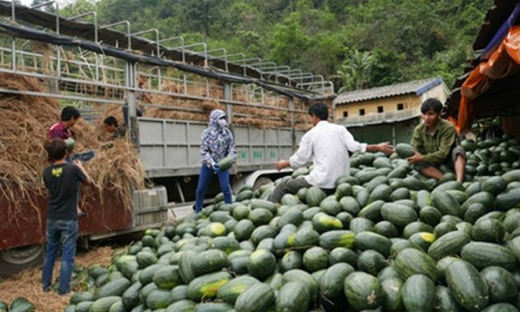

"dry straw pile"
[103,78,315,130]
[0,72,145,219]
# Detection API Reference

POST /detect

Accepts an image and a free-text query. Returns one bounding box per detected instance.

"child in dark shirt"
[41,138,91,295]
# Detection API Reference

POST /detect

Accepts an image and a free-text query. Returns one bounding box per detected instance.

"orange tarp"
[452,26,520,134]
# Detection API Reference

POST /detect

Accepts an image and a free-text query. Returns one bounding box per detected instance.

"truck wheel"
[0,244,44,278]
[253,177,273,190]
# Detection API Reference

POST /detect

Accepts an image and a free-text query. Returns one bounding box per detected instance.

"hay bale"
[122,78,314,130]
[0,73,144,215]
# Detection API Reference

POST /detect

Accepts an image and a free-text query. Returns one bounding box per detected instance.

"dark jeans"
[413,146,467,171]
[42,219,78,294]
[194,165,232,212]
[268,177,313,203]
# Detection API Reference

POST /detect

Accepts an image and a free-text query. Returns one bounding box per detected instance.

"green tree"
[368,49,405,88]
[269,12,310,68]
[59,0,98,20]
[183,0,220,40]
[336,49,374,92]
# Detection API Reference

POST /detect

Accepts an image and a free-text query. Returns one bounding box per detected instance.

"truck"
[0,2,334,277]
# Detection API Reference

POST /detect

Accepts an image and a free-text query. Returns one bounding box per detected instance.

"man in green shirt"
[408,98,466,183]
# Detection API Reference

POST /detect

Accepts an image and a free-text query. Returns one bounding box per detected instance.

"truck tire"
[253,177,273,190]
[0,244,44,279]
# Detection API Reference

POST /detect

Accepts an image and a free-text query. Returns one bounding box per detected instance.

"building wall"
[420,84,449,104]
[335,94,419,120]
[334,84,448,120]
[347,117,421,145]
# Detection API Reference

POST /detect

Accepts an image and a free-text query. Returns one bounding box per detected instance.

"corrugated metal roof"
[334,77,442,106]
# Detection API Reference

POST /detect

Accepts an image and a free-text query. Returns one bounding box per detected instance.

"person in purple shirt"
[193,109,236,213]
[48,106,80,141]
[48,106,94,217]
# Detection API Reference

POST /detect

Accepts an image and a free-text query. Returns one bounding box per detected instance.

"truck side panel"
[139,117,306,178]
[0,187,133,249]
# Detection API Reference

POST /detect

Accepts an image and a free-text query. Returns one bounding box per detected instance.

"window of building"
[378,106,384,113]
[343,111,348,118]
[359,109,365,116]
[397,103,404,110]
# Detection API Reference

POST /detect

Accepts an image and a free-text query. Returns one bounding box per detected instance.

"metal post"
[130,28,160,56]
[272,68,302,75]
[67,12,98,80]
[224,82,233,127]
[175,180,185,203]
[159,35,185,92]
[287,70,304,78]
[222,53,246,75]
[125,61,138,147]
[207,48,228,72]
[250,62,277,69]
[292,73,314,84]
[226,53,246,61]
[173,42,208,93]
[261,65,290,73]
[154,66,162,92]
[159,36,185,61]
[314,75,325,83]
[240,57,262,65]
[159,36,187,93]
[178,42,208,67]
[289,98,296,151]
[11,1,15,71]
[263,66,291,84]
[100,20,131,49]
[55,2,61,77]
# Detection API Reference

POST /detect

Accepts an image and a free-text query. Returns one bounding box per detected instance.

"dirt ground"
[0,246,119,311]
[0,209,186,311]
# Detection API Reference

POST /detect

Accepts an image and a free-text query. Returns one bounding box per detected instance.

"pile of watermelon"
[0,297,35,312]
[65,135,520,312]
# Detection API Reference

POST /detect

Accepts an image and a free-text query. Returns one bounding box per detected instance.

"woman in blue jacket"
[194,109,236,212]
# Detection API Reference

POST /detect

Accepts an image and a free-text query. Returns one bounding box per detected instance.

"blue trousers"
[194,165,232,212]
[42,219,78,295]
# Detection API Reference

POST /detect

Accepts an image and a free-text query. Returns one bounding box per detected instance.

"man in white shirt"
[268,103,394,203]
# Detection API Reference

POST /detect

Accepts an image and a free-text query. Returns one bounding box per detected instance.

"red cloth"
[452,26,520,135]
[48,121,72,140]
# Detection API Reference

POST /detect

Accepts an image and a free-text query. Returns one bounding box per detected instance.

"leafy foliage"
[37,0,493,91]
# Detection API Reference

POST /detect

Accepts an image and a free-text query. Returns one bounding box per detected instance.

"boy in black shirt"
[42,138,91,295]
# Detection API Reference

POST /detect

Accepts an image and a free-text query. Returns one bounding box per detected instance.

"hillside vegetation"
[32,0,493,91]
